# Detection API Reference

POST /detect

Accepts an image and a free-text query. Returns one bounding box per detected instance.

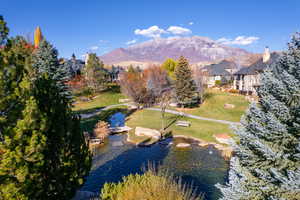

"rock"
[135,127,161,139]
[79,97,90,102]
[119,98,131,103]
[176,143,191,148]
[214,133,233,145]
[224,103,235,109]
[198,142,209,147]
[169,102,178,107]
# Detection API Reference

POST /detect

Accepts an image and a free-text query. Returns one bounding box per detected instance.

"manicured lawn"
[73,89,126,113]
[126,109,232,144]
[175,89,249,122]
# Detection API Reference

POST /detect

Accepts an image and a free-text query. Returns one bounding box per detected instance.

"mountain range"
[100,36,259,67]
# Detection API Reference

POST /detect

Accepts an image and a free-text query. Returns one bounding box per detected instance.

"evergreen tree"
[174,56,198,107]
[217,34,300,199]
[0,15,9,45]
[83,53,108,92]
[32,39,71,98]
[0,24,33,141]
[0,20,91,199]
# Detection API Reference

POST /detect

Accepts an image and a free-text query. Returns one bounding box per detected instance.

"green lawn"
[73,89,126,113]
[175,89,249,122]
[126,109,232,144]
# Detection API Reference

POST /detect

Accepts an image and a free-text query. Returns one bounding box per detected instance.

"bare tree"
[120,66,172,134]
[119,71,151,107]
[193,67,207,104]
[144,66,172,132]
[93,120,111,140]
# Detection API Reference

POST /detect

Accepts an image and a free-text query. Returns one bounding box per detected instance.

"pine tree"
[32,39,71,98]
[174,56,198,107]
[0,34,33,141]
[216,33,300,200]
[0,20,91,199]
[0,15,9,45]
[83,53,108,92]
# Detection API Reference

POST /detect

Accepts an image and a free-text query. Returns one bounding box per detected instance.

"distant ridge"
[100,36,256,67]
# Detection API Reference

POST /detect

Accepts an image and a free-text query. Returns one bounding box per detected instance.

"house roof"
[201,60,237,76]
[234,52,281,75]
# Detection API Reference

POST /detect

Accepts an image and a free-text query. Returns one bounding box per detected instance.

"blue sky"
[1,0,300,59]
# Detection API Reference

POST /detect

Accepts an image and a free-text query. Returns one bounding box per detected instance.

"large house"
[201,60,238,87]
[233,47,280,95]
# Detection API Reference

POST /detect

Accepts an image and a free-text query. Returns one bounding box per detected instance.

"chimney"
[263,46,270,63]
[85,53,90,65]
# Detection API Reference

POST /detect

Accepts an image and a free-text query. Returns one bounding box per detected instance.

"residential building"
[233,47,280,95]
[201,60,238,87]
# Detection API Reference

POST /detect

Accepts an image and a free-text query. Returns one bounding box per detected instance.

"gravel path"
[146,108,240,125]
[80,104,240,125]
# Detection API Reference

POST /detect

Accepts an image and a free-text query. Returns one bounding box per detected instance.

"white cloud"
[167,26,192,35]
[126,39,137,45]
[189,22,194,25]
[99,40,108,43]
[134,26,167,38]
[216,36,259,45]
[90,46,99,50]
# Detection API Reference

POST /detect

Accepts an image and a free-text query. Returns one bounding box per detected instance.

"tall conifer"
[174,56,197,107]
[0,19,91,199]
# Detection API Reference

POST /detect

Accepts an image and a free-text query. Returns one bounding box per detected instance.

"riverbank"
[126,132,233,160]
[78,133,229,200]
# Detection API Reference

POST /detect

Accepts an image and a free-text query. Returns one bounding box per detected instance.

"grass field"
[73,86,126,113]
[76,87,247,144]
[126,109,232,144]
[174,89,249,122]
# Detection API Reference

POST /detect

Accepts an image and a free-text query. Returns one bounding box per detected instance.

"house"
[108,65,124,81]
[201,60,238,87]
[233,47,280,95]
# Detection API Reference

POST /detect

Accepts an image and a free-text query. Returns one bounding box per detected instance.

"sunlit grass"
[72,85,126,112]
[173,89,249,122]
[126,109,232,144]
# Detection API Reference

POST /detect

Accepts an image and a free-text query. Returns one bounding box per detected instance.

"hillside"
[100,36,255,66]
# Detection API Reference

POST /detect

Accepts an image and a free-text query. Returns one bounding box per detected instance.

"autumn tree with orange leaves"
[120,66,171,131]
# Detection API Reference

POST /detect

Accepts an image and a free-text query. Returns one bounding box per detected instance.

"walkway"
[80,103,129,119]
[80,104,240,125]
[146,108,240,126]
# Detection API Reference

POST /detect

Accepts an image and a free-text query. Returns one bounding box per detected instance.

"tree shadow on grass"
[164,114,184,130]
[203,92,215,101]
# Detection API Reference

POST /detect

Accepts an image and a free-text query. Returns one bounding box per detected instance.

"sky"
[1,0,300,59]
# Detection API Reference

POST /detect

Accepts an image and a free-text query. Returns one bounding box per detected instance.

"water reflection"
[81,134,229,200]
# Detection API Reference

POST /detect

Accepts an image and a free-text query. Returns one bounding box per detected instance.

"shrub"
[215,80,222,86]
[93,120,110,139]
[228,89,239,94]
[100,169,203,200]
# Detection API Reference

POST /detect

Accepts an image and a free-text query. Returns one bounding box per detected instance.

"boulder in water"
[176,143,191,148]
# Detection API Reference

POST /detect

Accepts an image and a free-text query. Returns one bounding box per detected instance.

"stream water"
[79,112,229,200]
